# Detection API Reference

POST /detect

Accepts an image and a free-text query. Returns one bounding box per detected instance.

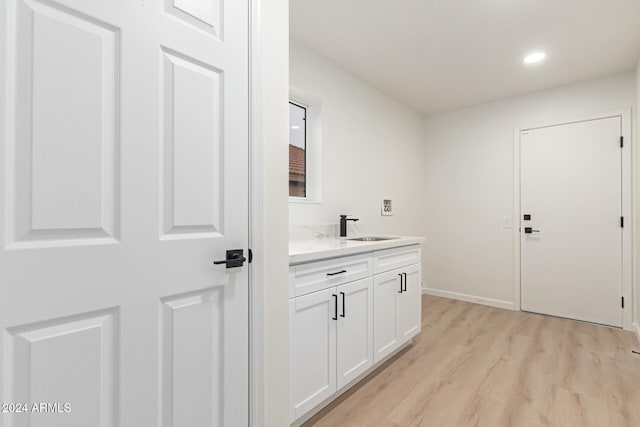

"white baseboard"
[422,288,515,311]
[633,323,640,345]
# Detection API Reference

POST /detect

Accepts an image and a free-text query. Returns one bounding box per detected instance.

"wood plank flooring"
[303,295,640,427]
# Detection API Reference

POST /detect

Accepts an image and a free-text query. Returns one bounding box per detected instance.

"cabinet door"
[373,269,402,364]
[336,277,373,390]
[290,288,337,421]
[397,263,422,343]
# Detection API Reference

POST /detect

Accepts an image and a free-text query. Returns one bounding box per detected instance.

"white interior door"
[0,0,249,425]
[520,117,622,327]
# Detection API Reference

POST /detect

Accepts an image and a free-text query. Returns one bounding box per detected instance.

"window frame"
[288,100,308,199]
[288,88,322,204]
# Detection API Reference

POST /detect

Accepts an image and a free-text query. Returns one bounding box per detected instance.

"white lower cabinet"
[372,269,400,363]
[373,264,422,363]
[336,278,374,390]
[290,277,373,422]
[397,264,421,341]
[290,244,421,424]
[290,287,337,422]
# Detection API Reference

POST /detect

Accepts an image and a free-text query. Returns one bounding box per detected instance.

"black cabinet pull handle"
[340,292,346,317]
[403,272,408,292]
[398,274,403,293]
[327,270,347,276]
[332,294,338,320]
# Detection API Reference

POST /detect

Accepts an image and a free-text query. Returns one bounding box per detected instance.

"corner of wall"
[261,0,290,426]
[635,59,640,328]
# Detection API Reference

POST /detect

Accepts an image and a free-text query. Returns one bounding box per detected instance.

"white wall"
[423,71,637,309]
[289,39,426,243]
[261,0,290,426]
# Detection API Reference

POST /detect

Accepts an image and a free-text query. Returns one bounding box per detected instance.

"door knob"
[213,249,247,268]
[524,227,540,234]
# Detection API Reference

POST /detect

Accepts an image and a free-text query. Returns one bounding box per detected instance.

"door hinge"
[621,217,624,228]
[248,248,253,263]
[620,136,624,148]
[622,297,625,309]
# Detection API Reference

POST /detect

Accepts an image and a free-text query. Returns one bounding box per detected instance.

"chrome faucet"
[339,215,359,237]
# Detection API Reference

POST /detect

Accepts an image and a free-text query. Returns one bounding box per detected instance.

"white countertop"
[289,235,425,264]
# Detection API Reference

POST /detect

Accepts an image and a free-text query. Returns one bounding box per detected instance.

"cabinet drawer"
[290,253,373,298]
[373,245,421,274]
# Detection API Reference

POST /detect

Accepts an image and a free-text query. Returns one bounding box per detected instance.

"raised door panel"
[397,264,421,343]
[7,0,120,247]
[160,288,225,427]
[290,288,337,422]
[3,309,118,427]
[336,277,373,391]
[373,269,401,364]
[160,48,223,239]
[165,0,222,37]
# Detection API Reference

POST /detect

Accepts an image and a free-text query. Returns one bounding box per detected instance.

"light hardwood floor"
[303,295,640,427]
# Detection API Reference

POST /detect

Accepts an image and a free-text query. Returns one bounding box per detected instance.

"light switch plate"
[382,199,393,216]
[503,216,513,228]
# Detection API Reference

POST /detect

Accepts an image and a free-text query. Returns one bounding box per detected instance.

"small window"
[289,90,322,204]
[289,101,307,198]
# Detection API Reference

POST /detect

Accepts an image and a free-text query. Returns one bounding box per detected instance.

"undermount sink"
[348,236,399,242]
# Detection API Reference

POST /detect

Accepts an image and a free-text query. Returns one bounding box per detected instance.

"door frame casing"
[512,110,633,330]
[249,0,265,426]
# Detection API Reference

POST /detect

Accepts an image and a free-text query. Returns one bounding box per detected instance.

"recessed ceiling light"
[291,125,300,130]
[523,52,546,65]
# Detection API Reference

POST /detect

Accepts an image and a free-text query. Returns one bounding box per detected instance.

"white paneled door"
[0,0,249,426]
[520,117,623,327]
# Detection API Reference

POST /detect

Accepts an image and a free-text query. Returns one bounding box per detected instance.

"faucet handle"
[340,214,358,219]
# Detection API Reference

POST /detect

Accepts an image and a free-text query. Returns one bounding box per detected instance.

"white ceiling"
[290,0,640,116]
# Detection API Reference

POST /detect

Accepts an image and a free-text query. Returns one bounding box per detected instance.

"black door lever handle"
[524,227,540,234]
[213,249,247,268]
